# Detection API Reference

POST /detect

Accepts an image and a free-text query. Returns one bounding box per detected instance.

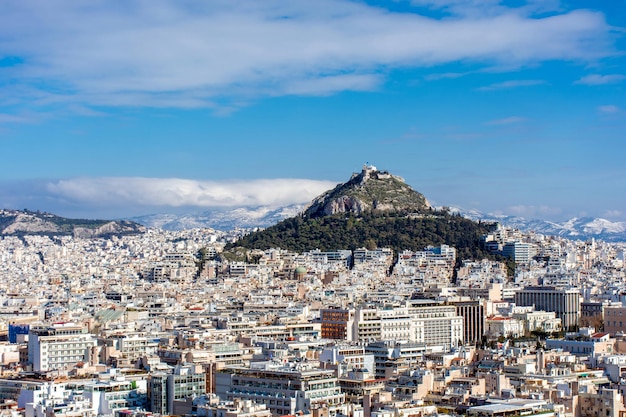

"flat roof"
[469,404,532,414]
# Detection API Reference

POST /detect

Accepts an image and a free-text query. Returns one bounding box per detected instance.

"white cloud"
[277,74,382,96]
[0,1,613,109]
[477,79,547,91]
[598,105,620,114]
[604,210,624,219]
[485,116,526,125]
[45,177,337,209]
[0,114,30,124]
[0,111,47,124]
[575,74,626,85]
[424,72,472,81]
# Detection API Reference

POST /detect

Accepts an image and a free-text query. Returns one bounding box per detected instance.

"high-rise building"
[348,302,464,349]
[502,242,536,264]
[514,286,580,329]
[407,301,464,348]
[320,308,354,340]
[149,364,206,415]
[450,300,485,344]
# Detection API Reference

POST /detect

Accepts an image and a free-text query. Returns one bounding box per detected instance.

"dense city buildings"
[0,223,625,417]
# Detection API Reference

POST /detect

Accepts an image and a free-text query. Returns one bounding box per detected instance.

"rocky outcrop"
[2,212,61,234]
[0,209,145,238]
[318,195,370,216]
[303,165,431,218]
[73,221,146,238]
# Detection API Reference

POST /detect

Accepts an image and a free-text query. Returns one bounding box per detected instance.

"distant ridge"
[0,209,145,238]
[131,204,304,231]
[453,207,626,243]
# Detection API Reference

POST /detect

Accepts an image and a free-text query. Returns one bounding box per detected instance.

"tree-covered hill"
[228,209,497,261]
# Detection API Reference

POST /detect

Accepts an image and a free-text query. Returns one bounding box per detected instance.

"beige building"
[579,388,626,417]
[604,306,626,336]
[511,310,562,334]
[485,317,524,338]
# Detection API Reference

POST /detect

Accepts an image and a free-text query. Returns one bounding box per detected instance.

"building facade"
[27,324,97,372]
[514,287,580,330]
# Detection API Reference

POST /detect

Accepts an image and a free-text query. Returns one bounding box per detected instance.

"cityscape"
[1,165,626,417]
[1,1,626,417]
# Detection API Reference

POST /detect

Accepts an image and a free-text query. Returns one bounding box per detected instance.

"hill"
[228,166,497,260]
[303,165,430,218]
[0,209,146,238]
[230,210,496,260]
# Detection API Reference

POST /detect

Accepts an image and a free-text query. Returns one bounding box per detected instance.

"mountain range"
[2,166,625,243]
[131,205,305,231]
[453,208,626,243]
[131,206,626,243]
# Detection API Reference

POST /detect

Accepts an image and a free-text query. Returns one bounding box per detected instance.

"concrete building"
[511,310,562,334]
[350,303,464,349]
[408,302,464,349]
[149,364,206,415]
[218,364,345,416]
[27,323,97,372]
[579,388,626,417]
[502,242,537,264]
[514,287,580,330]
[83,373,148,416]
[485,317,524,338]
[320,308,354,340]
[451,300,485,345]
[546,332,614,356]
[603,306,626,336]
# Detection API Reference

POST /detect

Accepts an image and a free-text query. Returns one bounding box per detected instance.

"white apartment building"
[219,364,345,416]
[511,310,562,333]
[83,374,148,416]
[502,241,537,264]
[27,323,97,372]
[485,317,524,338]
[319,345,375,376]
[106,333,159,363]
[351,302,464,349]
[408,301,464,348]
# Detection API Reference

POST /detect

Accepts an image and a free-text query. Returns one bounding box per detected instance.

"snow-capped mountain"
[131,204,304,231]
[131,204,626,242]
[452,208,626,242]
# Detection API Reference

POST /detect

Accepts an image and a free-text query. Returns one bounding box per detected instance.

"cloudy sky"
[0,0,624,221]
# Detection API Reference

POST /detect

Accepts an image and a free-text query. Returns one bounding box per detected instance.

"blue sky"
[0,0,624,221]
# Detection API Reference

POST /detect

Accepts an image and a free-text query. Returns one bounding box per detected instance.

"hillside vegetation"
[228,209,497,261]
